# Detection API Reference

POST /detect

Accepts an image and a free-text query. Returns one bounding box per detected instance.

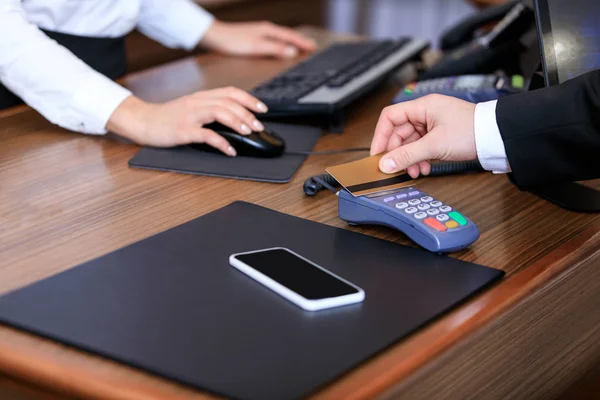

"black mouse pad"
[128,122,321,183]
[0,202,504,400]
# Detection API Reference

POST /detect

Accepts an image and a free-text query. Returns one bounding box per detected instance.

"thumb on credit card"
[379,133,438,174]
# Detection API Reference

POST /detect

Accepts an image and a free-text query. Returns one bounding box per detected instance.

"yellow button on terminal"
[445,220,459,229]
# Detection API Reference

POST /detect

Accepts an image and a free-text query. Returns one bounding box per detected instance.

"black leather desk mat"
[128,122,321,183]
[0,202,504,400]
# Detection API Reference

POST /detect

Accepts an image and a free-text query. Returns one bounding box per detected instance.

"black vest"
[0,30,127,110]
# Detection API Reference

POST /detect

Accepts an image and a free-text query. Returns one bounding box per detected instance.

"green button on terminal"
[512,75,524,89]
[449,211,467,226]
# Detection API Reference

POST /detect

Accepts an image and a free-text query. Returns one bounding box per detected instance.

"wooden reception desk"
[0,28,599,400]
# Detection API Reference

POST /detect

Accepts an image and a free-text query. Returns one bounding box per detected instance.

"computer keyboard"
[251,38,429,116]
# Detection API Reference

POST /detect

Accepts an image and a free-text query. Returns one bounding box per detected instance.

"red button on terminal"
[424,218,447,232]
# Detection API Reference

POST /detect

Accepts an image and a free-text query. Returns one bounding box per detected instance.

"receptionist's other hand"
[107,87,268,156]
[201,20,317,59]
[370,95,478,179]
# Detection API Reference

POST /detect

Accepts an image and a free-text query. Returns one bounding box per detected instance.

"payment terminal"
[394,74,525,104]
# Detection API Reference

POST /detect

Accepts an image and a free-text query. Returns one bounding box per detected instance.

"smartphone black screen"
[234,249,359,300]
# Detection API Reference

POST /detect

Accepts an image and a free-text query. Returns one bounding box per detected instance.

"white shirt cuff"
[474,100,512,174]
[71,74,132,135]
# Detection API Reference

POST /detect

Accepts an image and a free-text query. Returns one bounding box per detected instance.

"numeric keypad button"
[395,202,408,209]
[414,212,427,220]
[436,214,450,222]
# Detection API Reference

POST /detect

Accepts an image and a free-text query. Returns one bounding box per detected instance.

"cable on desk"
[304,174,340,196]
[286,147,370,156]
[303,160,485,196]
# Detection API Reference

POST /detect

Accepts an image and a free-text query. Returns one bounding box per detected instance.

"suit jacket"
[496,70,600,188]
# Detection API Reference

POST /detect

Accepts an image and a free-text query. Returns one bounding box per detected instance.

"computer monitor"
[534,0,600,86]
[527,0,600,212]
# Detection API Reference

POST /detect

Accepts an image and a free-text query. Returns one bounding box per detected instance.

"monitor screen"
[535,0,600,86]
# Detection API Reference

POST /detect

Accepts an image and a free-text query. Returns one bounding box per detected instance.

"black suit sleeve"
[496,70,600,189]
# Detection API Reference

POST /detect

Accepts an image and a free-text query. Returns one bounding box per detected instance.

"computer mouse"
[192,123,286,158]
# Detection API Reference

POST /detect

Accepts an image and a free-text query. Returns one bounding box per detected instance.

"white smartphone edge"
[229,247,365,312]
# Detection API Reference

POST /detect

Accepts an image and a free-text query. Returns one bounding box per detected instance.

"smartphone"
[229,247,365,311]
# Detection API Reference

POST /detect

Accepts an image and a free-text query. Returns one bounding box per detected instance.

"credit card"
[326,154,415,197]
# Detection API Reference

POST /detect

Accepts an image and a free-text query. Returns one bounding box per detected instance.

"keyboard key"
[424,218,447,232]
[420,196,433,202]
[405,207,418,214]
[427,209,440,216]
[439,205,453,213]
[384,196,395,203]
[414,212,427,220]
[431,201,443,207]
[409,191,420,197]
[408,199,421,206]
[436,214,450,222]
[417,204,431,211]
[395,202,408,209]
[449,211,468,226]
[396,193,408,199]
[445,220,459,229]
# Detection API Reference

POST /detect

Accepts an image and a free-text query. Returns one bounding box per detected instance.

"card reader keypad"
[381,189,469,233]
[338,187,480,253]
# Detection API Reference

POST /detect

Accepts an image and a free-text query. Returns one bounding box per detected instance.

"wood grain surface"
[0,28,599,400]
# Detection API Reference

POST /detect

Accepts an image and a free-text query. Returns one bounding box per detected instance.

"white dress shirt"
[474,100,512,173]
[0,0,214,134]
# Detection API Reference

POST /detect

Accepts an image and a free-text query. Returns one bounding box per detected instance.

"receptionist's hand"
[201,20,317,59]
[106,87,268,156]
[370,95,478,179]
